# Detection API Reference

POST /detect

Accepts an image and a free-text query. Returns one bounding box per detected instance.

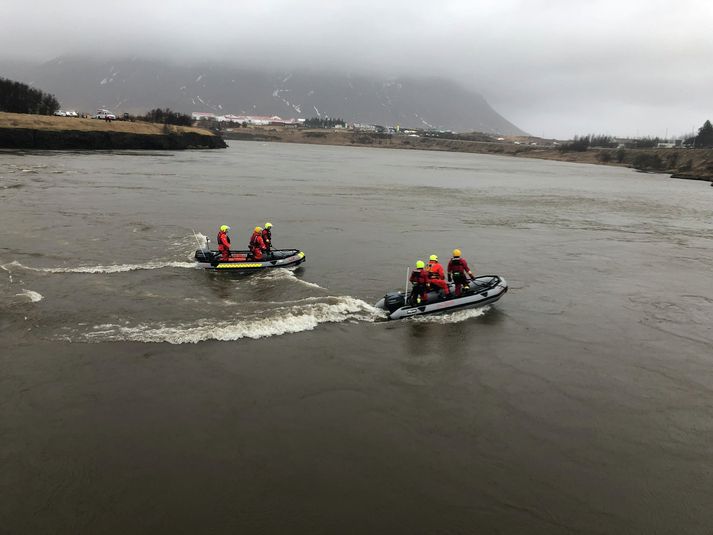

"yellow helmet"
[220,225,230,232]
[429,254,438,261]
[264,222,273,229]
[416,260,425,269]
[453,249,461,257]
[254,226,262,233]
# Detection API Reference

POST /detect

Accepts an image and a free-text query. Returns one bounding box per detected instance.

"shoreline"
[223,127,713,183]
[0,112,226,150]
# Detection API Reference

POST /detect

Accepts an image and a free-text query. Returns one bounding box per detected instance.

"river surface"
[1,143,712,534]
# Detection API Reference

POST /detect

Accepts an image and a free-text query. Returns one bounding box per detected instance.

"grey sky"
[2,0,712,138]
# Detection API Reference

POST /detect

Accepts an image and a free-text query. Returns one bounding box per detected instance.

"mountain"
[0,57,526,135]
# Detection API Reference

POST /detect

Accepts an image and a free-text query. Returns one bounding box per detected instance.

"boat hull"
[194,249,306,272]
[375,275,507,320]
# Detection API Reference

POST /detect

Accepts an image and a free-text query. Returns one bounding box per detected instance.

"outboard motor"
[194,236,216,263]
[195,249,216,263]
[383,292,406,313]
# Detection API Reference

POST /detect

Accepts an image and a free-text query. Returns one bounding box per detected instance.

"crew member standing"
[409,260,430,305]
[426,254,450,297]
[217,225,231,261]
[262,222,273,252]
[447,249,475,297]
[249,226,267,260]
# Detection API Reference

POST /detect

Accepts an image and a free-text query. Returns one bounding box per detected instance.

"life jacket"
[262,228,272,249]
[427,261,445,280]
[410,268,429,286]
[249,232,264,251]
[217,230,230,250]
[449,257,465,273]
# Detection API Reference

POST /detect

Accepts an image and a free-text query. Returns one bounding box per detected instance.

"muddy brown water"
[1,143,712,534]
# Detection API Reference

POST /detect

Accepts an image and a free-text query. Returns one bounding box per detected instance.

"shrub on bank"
[679,159,693,172]
[666,152,680,168]
[632,153,663,171]
[596,151,613,163]
[559,135,590,152]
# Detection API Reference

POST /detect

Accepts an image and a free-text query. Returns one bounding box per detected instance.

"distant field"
[0,112,216,136]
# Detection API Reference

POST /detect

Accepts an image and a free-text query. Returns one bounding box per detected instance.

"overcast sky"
[2,0,712,138]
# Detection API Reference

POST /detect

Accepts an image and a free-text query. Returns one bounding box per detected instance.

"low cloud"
[2,0,711,137]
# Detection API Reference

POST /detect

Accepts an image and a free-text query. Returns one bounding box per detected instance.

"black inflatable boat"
[375,275,507,320]
[194,248,306,272]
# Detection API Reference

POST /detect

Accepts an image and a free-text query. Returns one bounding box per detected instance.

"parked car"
[53,110,67,116]
[94,109,116,120]
[65,110,78,117]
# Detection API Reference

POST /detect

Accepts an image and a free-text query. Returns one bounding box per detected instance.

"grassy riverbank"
[0,112,226,150]
[224,127,713,182]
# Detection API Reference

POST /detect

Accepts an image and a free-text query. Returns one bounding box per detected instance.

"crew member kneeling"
[448,248,475,297]
[427,254,450,297]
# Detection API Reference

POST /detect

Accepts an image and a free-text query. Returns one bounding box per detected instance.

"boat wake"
[3,260,199,274]
[83,296,385,344]
[249,267,325,290]
[15,289,44,303]
[413,306,490,324]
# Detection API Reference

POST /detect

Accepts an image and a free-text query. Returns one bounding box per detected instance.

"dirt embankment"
[0,112,227,150]
[224,127,713,183]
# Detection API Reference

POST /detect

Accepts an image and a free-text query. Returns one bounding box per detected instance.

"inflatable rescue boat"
[194,247,305,272]
[375,275,507,320]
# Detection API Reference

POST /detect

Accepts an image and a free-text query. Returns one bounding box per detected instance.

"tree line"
[0,77,59,115]
[303,117,346,128]
[140,108,193,126]
[561,120,713,152]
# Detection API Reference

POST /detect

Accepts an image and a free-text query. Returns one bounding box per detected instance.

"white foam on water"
[413,305,490,324]
[194,232,208,246]
[0,263,13,283]
[83,296,385,344]
[250,268,325,290]
[16,289,43,302]
[4,260,198,274]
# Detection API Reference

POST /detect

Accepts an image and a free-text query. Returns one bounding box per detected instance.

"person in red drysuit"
[261,222,273,254]
[217,225,231,261]
[249,226,266,260]
[409,260,430,305]
[426,254,450,297]
[447,248,475,297]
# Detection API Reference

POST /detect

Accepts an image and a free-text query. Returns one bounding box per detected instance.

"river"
[1,143,712,534]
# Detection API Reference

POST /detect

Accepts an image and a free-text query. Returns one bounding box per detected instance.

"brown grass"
[0,111,217,136]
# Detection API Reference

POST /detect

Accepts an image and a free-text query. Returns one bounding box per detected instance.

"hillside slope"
[1,57,526,135]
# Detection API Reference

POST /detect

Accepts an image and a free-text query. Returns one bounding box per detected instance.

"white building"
[193,112,301,125]
[191,112,215,121]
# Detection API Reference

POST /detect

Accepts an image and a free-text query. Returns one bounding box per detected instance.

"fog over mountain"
[2,0,712,138]
[0,57,525,135]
